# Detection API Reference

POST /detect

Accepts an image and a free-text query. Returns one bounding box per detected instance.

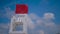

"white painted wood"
[9,14,28,34]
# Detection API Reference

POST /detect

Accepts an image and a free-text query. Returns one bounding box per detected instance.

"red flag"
[15,4,28,14]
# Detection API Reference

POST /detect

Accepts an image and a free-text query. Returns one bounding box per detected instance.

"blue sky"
[0,0,60,24]
[0,0,60,34]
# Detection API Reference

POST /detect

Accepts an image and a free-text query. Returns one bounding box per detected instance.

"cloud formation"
[29,13,58,34]
[0,23,9,34]
[43,13,55,19]
[0,7,59,34]
[5,7,15,19]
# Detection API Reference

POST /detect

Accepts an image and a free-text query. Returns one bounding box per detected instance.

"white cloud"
[27,21,35,30]
[29,13,58,34]
[0,23,9,29]
[43,13,55,19]
[36,19,44,26]
[0,23,9,34]
[45,22,55,27]
[39,30,44,34]
[29,13,39,20]
[5,7,15,18]
[0,7,59,34]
